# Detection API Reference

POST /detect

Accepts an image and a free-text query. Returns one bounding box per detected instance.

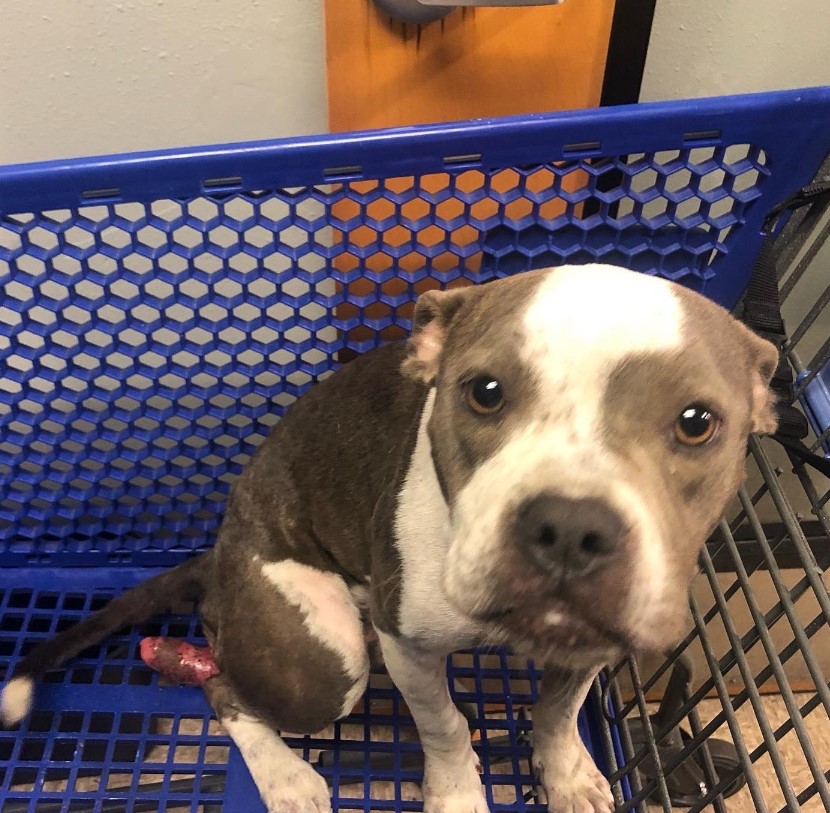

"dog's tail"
[0,552,212,727]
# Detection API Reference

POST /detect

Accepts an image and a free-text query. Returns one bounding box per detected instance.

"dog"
[0,264,778,813]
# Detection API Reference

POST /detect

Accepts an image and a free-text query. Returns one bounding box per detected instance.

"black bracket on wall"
[374,0,564,25]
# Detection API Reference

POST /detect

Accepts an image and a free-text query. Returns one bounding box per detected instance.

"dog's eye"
[464,376,504,415]
[674,404,719,446]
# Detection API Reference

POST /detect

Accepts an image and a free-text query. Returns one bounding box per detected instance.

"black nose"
[515,493,624,575]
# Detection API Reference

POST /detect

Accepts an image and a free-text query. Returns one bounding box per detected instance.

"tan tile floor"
[647,694,830,813]
[13,692,828,811]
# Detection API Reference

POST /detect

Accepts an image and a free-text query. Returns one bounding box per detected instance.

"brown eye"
[675,404,719,446]
[464,376,504,415]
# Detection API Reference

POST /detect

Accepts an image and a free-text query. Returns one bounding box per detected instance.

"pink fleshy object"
[140,637,219,686]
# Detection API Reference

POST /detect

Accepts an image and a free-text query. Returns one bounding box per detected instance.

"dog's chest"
[393,392,483,651]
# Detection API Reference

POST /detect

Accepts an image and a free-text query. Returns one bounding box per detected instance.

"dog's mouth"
[472,599,632,651]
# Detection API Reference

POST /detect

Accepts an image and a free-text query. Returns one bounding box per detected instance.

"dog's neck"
[391,390,484,652]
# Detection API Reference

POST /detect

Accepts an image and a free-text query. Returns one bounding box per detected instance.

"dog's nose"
[515,493,624,575]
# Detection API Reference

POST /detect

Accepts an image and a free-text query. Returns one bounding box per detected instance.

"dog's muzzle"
[449,491,636,653]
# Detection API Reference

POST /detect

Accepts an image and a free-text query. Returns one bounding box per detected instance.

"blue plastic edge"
[1,87,829,210]
[3,86,830,310]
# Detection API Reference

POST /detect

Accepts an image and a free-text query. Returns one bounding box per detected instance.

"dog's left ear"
[736,321,780,435]
[403,286,475,384]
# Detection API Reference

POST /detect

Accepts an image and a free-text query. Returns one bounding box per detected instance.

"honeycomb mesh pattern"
[0,145,770,563]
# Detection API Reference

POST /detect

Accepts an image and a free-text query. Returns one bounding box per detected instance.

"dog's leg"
[205,674,331,813]
[377,631,489,813]
[204,555,370,813]
[532,666,614,813]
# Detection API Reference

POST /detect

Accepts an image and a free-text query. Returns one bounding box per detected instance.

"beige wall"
[0,0,327,164]
[641,0,830,101]
[3,1,829,166]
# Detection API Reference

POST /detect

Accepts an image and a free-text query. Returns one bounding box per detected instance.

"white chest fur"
[393,390,483,652]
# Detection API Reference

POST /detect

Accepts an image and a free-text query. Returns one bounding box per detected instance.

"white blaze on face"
[447,264,685,635]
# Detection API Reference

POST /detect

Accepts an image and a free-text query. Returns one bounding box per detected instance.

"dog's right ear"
[735,321,780,435]
[403,287,473,384]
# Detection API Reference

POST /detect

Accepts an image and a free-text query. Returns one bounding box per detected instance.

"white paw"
[535,739,614,813]
[222,714,332,813]
[259,759,331,813]
[422,752,490,813]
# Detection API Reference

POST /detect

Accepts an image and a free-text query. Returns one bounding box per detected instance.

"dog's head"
[404,265,777,661]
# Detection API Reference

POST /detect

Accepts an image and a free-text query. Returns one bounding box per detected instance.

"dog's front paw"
[423,787,490,813]
[422,752,490,813]
[259,759,331,813]
[534,738,614,813]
